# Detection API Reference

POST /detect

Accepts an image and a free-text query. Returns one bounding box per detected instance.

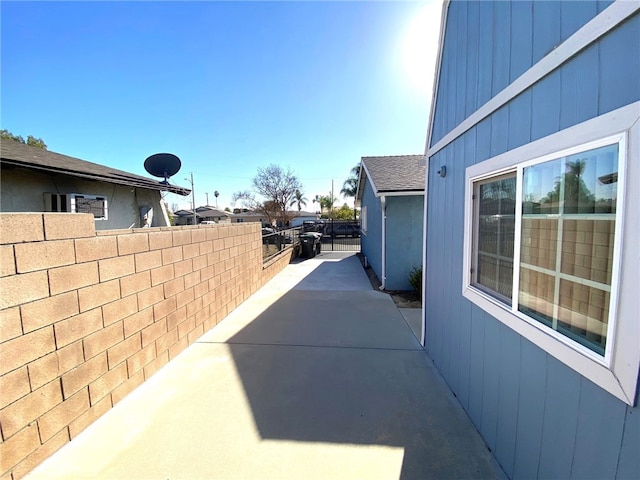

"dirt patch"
[358,254,422,309]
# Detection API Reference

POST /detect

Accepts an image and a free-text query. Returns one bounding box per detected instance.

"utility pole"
[331,179,334,219]
[185,173,197,225]
[191,173,196,225]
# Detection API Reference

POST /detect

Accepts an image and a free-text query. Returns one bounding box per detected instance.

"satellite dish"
[144,153,181,183]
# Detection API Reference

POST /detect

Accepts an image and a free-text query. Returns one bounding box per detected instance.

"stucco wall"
[0,167,170,230]
[385,195,423,291]
[424,2,638,478]
[0,213,293,479]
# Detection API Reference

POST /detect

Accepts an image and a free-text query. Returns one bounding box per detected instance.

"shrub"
[408,265,422,293]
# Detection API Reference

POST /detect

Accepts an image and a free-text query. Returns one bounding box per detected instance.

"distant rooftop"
[358,155,426,198]
[0,139,190,196]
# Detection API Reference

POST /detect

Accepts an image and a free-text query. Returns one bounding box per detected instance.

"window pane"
[564,144,618,214]
[518,143,617,356]
[561,220,615,284]
[474,175,516,301]
[557,280,609,356]
[521,218,558,270]
[522,160,561,214]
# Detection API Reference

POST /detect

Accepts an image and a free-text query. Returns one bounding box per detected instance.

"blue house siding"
[425,2,639,479]
[430,0,616,146]
[384,195,423,290]
[360,179,382,284]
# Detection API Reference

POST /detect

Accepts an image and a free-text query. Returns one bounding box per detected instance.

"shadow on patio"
[25,252,505,480]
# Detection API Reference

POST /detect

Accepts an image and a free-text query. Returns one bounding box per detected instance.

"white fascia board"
[424,0,450,157]
[375,190,424,197]
[358,161,377,198]
[427,0,639,160]
[355,159,367,205]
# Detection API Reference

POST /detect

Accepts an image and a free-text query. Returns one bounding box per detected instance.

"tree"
[541,159,595,213]
[340,164,360,201]
[1,130,47,150]
[290,189,308,212]
[317,194,338,218]
[233,164,302,227]
[334,203,357,220]
[340,164,361,222]
[26,135,47,149]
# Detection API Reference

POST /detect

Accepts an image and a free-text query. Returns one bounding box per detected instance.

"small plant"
[408,265,422,293]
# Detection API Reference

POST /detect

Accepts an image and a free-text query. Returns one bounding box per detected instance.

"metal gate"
[319,219,361,252]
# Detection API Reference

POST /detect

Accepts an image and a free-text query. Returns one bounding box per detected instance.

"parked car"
[327,223,360,238]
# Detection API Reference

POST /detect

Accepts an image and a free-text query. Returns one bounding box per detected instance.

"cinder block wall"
[0,213,293,479]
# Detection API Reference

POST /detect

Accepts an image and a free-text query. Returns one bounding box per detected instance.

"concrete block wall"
[0,213,293,479]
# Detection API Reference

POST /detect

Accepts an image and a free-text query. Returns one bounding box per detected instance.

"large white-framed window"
[462,102,639,406]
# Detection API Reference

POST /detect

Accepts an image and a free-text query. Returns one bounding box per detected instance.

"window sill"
[463,285,633,405]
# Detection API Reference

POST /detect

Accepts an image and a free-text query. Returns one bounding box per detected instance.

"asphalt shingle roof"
[360,155,426,194]
[0,140,190,196]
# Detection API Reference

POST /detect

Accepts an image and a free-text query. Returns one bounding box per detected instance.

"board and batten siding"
[360,179,383,285]
[424,1,639,479]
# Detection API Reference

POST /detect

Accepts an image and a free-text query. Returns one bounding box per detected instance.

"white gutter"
[380,195,387,290]
[375,190,424,197]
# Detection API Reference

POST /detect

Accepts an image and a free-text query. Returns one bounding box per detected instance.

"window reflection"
[475,175,516,301]
[518,143,618,356]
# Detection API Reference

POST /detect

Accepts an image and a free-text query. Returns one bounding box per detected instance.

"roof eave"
[1,159,191,196]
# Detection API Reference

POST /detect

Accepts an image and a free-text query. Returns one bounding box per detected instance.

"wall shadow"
[223,255,501,479]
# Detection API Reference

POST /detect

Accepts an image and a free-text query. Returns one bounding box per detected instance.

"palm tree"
[341,164,361,222]
[340,164,360,201]
[289,189,308,212]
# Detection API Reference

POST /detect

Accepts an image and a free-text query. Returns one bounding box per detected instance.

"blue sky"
[1,1,441,211]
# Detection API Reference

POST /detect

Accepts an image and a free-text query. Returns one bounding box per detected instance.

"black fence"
[261,227,300,262]
[302,220,361,252]
[261,220,360,261]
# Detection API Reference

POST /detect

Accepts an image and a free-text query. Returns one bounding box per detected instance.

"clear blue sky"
[1,1,441,211]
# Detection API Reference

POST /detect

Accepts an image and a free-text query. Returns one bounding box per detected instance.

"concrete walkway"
[25,252,505,480]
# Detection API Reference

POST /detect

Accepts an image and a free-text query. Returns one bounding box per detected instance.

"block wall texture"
[0,213,293,479]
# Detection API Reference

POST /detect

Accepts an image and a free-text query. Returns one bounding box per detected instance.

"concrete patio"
[24,252,505,480]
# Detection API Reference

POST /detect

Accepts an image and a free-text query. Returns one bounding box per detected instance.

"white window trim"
[44,192,108,220]
[360,206,367,235]
[462,102,640,406]
[71,193,109,220]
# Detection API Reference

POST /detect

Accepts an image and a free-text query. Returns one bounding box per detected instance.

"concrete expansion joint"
[196,340,423,352]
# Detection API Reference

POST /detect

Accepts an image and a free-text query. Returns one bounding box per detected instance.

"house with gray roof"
[172,206,232,226]
[0,139,189,229]
[356,154,425,290]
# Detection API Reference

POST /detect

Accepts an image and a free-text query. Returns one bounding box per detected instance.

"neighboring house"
[0,140,189,229]
[196,206,232,224]
[289,211,320,228]
[172,209,200,226]
[423,2,638,479]
[356,155,425,291]
[173,207,231,225]
[232,211,270,226]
